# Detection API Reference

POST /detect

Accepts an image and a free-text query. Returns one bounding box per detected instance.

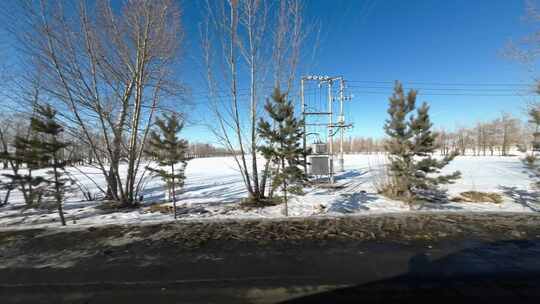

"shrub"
[451,191,503,204]
[523,154,537,168]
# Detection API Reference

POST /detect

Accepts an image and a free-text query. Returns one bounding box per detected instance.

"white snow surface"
[0,154,539,229]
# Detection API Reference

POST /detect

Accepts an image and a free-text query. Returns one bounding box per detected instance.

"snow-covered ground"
[0,154,539,228]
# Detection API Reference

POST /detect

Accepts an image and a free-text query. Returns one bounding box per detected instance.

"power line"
[347,90,536,97]
[347,80,532,87]
[187,80,538,100]
[347,85,532,92]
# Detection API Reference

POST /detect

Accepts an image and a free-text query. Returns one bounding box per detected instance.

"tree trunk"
[1,188,12,206]
[126,69,145,205]
[53,155,66,226]
[260,159,271,198]
[281,156,288,217]
[106,163,118,200]
[249,54,260,199]
[171,163,177,220]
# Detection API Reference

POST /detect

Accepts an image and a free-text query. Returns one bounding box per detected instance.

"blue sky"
[306,0,534,136]
[177,0,538,142]
[2,0,537,143]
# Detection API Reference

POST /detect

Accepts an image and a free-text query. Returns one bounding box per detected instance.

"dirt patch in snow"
[1,212,539,251]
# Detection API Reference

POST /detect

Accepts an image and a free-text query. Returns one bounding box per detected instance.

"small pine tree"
[0,132,47,207]
[384,81,460,203]
[529,108,540,133]
[523,107,540,180]
[528,107,540,154]
[30,104,71,226]
[145,113,188,219]
[258,88,306,215]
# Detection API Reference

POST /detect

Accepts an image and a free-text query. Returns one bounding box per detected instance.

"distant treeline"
[186,143,240,159]
[332,113,532,156]
[0,114,238,169]
[436,113,529,156]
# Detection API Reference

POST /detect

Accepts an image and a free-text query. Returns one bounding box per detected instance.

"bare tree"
[496,112,521,156]
[0,113,16,206]
[11,0,184,206]
[505,0,540,72]
[436,128,450,156]
[202,0,310,202]
[0,114,13,170]
[455,127,473,156]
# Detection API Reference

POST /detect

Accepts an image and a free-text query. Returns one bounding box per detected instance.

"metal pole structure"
[301,75,352,184]
[301,77,307,175]
[327,80,334,184]
[339,77,345,172]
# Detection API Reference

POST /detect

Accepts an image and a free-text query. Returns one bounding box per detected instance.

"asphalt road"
[1,213,540,303]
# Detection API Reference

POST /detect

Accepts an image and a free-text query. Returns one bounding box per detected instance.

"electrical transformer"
[311,143,328,154]
[308,155,330,175]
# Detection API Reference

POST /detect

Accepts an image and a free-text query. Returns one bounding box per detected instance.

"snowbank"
[0,154,539,229]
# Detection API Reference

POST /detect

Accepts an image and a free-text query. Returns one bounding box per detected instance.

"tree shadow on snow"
[415,202,463,211]
[327,192,378,213]
[311,169,368,184]
[334,169,368,181]
[0,203,108,226]
[499,186,540,212]
[411,189,464,211]
[142,178,245,203]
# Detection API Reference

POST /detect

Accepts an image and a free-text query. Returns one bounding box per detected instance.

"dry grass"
[96,201,141,211]
[238,197,282,210]
[451,191,503,204]
[523,154,537,168]
[369,156,410,202]
[147,203,174,214]
[369,156,396,194]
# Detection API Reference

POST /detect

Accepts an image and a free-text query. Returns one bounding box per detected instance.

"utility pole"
[328,79,334,184]
[339,78,345,172]
[301,77,307,175]
[301,75,352,185]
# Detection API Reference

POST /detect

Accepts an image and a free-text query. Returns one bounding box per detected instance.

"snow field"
[0,154,538,229]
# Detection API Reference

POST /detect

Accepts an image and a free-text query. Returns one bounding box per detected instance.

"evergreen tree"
[384,81,460,203]
[523,107,540,171]
[0,131,47,207]
[258,88,306,215]
[145,113,188,219]
[30,104,71,226]
[530,108,540,131]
